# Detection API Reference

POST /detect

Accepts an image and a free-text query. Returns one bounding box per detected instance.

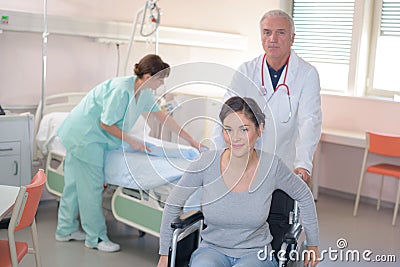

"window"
[368,0,400,98]
[291,0,400,99]
[292,0,355,93]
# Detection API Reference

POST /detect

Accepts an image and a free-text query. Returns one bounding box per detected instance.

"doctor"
[213,9,322,182]
[55,54,201,253]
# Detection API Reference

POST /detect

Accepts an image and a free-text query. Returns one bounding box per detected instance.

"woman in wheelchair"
[157,96,320,267]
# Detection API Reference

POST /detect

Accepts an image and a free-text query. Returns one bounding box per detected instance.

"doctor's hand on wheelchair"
[304,245,320,267]
[294,167,311,184]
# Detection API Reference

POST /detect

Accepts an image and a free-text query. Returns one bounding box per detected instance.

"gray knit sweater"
[159,150,319,257]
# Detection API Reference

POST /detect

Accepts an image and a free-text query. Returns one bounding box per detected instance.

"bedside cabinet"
[0,114,33,186]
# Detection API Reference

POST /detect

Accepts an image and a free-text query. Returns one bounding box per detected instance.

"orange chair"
[353,132,400,226]
[0,169,46,267]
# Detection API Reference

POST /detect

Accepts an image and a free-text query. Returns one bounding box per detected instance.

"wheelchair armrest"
[171,210,204,229]
[283,222,303,245]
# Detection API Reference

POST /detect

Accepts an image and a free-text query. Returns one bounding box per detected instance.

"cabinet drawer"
[0,142,20,156]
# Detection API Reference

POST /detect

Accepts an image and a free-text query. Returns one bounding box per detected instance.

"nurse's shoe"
[55,230,86,242]
[85,240,120,253]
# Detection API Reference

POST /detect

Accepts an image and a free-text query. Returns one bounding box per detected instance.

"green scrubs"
[56,76,161,246]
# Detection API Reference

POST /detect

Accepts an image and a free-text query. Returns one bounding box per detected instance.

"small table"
[0,185,20,221]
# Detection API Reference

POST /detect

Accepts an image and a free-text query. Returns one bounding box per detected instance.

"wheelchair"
[167,189,306,267]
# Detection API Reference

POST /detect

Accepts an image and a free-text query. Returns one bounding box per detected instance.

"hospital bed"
[34,92,200,238]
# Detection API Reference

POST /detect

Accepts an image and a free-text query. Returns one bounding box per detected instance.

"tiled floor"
[1,190,399,267]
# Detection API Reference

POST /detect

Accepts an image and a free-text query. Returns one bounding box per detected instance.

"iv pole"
[123,0,161,76]
[40,0,49,118]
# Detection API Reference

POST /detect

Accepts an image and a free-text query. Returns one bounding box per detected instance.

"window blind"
[292,1,355,64]
[381,1,400,36]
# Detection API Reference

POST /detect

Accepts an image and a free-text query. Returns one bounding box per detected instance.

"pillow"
[36,112,69,155]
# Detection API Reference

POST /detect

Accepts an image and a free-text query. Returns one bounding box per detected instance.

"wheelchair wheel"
[287,240,307,267]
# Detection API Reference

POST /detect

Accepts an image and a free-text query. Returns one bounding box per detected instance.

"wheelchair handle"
[171,210,204,229]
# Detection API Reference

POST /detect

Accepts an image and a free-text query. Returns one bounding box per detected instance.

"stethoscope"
[260,53,292,123]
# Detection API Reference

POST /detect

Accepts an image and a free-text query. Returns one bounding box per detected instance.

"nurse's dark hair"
[219,96,265,129]
[133,54,170,78]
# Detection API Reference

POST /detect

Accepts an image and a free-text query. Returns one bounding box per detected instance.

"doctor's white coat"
[212,50,322,172]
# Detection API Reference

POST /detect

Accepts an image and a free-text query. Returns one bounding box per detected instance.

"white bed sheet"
[35,112,199,190]
[104,142,197,190]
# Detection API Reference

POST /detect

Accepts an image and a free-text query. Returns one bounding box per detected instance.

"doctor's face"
[260,16,294,64]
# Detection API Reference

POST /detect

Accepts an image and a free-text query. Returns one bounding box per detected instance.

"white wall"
[319,94,400,203]
[322,95,400,135]
[0,0,278,107]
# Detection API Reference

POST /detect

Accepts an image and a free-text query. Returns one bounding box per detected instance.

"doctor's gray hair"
[259,9,295,37]
[219,96,265,129]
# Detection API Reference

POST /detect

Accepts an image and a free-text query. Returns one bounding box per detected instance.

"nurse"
[55,54,201,252]
[212,9,322,183]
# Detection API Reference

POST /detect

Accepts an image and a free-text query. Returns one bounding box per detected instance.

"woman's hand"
[127,137,151,152]
[152,111,208,153]
[157,255,168,267]
[189,139,208,153]
[304,246,320,266]
[99,122,151,152]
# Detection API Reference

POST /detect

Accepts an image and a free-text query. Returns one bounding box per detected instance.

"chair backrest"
[367,131,400,157]
[13,170,46,232]
[267,189,295,253]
